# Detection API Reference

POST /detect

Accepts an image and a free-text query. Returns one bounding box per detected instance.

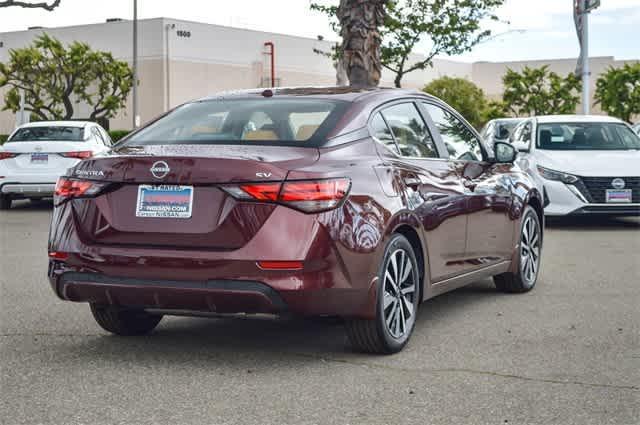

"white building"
[0,18,636,133]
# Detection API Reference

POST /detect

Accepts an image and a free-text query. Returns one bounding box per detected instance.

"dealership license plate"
[30,153,48,164]
[605,189,632,203]
[136,185,194,218]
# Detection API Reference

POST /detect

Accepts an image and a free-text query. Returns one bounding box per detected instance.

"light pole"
[576,0,600,115]
[132,0,139,128]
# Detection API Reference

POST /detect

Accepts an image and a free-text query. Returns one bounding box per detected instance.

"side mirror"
[494,141,517,163]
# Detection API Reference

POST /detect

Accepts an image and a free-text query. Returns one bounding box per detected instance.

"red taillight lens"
[48,251,69,261]
[54,178,107,204]
[62,151,93,159]
[239,183,281,201]
[0,152,17,160]
[222,178,350,213]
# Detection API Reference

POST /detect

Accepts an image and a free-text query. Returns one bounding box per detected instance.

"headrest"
[539,129,552,147]
[296,125,319,141]
[243,130,279,141]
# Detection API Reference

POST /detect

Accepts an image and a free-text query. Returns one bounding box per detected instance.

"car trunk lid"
[68,144,319,250]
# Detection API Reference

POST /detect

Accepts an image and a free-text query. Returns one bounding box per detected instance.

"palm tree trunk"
[337,0,388,87]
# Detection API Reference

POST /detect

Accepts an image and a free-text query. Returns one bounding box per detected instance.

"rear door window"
[370,112,399,154]
[380,103,438,159]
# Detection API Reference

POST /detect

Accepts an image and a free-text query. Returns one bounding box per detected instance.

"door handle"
[403,177,421,189]
[463,180,477,191]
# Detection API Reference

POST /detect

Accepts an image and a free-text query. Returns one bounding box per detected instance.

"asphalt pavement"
[1,200,638,425]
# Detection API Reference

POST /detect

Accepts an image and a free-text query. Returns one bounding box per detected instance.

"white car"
[510,115,640,217]
[0,121,112,209]
[633,123,640,136]
[480,117,524,149]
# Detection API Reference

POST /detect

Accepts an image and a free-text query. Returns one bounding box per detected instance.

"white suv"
[0,121,112,209]
[510,115,640,217]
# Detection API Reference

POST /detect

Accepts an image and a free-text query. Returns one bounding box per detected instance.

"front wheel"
[494,206,542,293]
[346,234,420,354]
[90,304,162,336]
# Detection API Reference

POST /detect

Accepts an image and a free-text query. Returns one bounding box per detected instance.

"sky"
[0,0,639,62]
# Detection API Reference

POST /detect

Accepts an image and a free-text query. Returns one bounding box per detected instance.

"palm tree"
[337,0,388,87]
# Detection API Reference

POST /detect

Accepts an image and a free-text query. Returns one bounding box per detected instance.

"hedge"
[109,130,130,142]
[0,135,7,145]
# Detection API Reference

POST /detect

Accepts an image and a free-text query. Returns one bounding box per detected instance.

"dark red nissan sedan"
[48,87,544,353]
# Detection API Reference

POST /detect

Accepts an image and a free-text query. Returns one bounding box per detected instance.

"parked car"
[632,123,640,136]
[509,115,640,217]
[480,118,524,149]
[0,121,112,209]
[47,87,544,354]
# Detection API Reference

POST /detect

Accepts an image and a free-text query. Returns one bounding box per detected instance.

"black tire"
[0,195,12,210]
[494,205,542,293]
[90,304,162,336]
[345,234,420,354]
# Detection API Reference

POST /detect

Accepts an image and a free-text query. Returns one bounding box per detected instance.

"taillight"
[54,177,107,205]
[0,152,17,160]
[221,178,351,213]
[62,151,93,159]
[48,251,69,261]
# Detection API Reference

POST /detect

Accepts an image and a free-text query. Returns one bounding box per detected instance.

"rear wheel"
[90,304,162,336]
[346,234,420,354]
[494,206,542,293]
[0,195,12,210]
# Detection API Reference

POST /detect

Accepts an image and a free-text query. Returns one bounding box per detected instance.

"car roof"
[491,118,525,123]
[17,121,93,129]
[198,86,437,103]
[534,115,623,124]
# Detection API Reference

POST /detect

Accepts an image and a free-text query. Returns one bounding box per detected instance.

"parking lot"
[0,201,638,425]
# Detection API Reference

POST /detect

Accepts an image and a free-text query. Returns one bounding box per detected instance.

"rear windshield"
[537,122,640,150]
[122,98,347,147]
[8,126,85,142]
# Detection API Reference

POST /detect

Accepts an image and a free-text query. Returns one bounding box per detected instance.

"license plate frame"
[30,153,48,164]
[136,185,194,218]
[605,189,632,203]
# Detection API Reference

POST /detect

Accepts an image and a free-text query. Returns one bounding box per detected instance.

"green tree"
[502,66,582,116]
[594,63,640,123]
[312,0,504,88]
[0,34,133,121]
[423,76,488,129]
[0,0,60,9]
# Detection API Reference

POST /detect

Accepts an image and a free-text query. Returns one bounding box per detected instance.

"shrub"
[0,134,8,145]
[109,130,130,142]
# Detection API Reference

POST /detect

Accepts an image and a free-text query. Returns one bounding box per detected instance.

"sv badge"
[256,172,273,178]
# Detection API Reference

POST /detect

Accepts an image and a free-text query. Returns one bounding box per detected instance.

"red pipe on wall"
[264,41,275,87]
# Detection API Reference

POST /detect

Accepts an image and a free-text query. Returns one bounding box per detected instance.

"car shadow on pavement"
[51,280,501,366]
[2,199,53,211]
[545,215,639,230]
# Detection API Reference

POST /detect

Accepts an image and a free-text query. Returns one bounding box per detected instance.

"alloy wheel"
[382,248,417,339]
[520,214,541,286]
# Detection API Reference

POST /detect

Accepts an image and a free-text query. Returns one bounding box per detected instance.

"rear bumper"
[0,182,56,197]
[48,267,377,319]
